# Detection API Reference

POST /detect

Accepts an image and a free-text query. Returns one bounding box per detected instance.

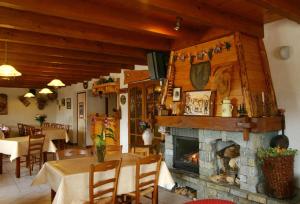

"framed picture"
[172,87,181,102]
[79,102,84,118]
[184,90,214,116]
[66,98,71,109]
[0,94,8,115]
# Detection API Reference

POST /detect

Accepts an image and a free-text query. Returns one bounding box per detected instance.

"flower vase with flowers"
[35,114,47,126]
[94,117,115,162]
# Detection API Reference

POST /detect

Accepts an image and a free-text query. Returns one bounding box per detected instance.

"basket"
[262,155,295,199]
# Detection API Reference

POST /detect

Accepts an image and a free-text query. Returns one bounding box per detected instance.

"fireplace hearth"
[173,135,199,174]
[163,127,299,203]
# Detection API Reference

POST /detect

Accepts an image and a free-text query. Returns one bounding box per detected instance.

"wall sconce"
[279,46,290,60]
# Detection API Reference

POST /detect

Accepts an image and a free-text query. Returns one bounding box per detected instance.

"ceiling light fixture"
[24,92,35,98]
[47,79,65,87]
[39,88,53,94]
[174,16,183,31]
[0,42,22,77]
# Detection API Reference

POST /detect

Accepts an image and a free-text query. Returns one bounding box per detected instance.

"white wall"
[56,80,107,144]
[0,88,56,136]
[264,19,300,187]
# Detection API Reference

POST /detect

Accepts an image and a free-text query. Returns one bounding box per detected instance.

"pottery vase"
[142,128,153,145]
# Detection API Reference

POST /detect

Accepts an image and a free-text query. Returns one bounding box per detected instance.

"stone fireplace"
[164,128,287,203]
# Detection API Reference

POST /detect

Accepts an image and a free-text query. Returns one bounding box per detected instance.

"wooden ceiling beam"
[0,7,171,50]
[0,51,132,68]
[0,28,147,58]
[0,57,126,73]
[0,0,197,39]
[16,66,105,77]
[0,42,146,65]
[135,0,264,37]
[248,0,300,24]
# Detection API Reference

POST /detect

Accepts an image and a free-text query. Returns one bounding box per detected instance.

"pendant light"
[47,79,65,87]
[24,92,35,98]
[39,88,53,94]
[0,42,22,77]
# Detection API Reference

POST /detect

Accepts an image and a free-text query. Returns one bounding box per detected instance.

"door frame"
[77,91,87,146]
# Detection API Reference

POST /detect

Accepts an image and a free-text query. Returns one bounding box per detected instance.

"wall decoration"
[213,64,233,99]
[120,94,126,105]
[36,94,48,110]
[190,61,211,90]
[172,87,181,102]
[79,102,84,118]
[66,98,71,109]
[174,41,232,62]
[0,94,8,115]
[184,91,214,116]
[18,96,30,107]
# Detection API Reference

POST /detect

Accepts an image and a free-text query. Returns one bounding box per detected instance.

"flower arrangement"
[257,147,297,163]
[138,120,150,132]
[35,114,47,126]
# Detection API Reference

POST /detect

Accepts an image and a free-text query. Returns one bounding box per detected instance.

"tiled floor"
[0,156,191,204]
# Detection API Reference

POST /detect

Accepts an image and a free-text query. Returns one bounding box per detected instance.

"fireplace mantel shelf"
[156,116,282,133]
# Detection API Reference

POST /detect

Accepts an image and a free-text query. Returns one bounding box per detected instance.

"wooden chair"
[21,134,45,175]
[126,155,162,204]
[17,123,25,136]
[42,122,51,127]
[56,148,93,160]
[131,146,150,157]
[89,159,122,204]
[106,145,122,156]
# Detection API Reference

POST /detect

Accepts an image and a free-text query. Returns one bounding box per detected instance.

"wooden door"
[77,92,86,147]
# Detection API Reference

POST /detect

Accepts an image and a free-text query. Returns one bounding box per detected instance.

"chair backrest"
[106,145,122,156]
[135,154,162,204]
[131,146,150,157]
[42,122,51,127]
[56,148,93,160]
[28,134,45,156]
[89,159,122,204]
[17,123,25,136]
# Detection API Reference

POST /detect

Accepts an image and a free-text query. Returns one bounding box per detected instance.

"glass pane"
[130,119,136,133]
[136,102,142,117]
[130,135,136,145]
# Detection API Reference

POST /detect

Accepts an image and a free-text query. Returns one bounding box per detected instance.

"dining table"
[32,153,175,204]
[0,127,69,178]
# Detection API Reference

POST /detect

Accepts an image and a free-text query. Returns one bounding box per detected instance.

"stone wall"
[164,128,300,203]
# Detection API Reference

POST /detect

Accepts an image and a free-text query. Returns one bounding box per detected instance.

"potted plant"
[257,147,297,199]
[139,120,153,145]
[35,114,47,126]
[94,126,114,162]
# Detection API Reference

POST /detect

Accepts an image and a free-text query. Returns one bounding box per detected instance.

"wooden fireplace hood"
[156,33,282,137]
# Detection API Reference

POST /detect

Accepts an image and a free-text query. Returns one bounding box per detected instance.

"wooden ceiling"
[0,0,299,88]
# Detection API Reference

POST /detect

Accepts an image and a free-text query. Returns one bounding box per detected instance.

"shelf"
[155,116,282,133]
[92,81,119,95]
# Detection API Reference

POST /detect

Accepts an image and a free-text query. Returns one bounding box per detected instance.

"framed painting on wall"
[172,87,181,102]
[184,90,214,116]
[66,98,71,109]
[0,94,8,115]
[79,102,84,118]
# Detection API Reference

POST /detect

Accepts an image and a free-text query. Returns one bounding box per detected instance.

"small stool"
[185,199,235,204]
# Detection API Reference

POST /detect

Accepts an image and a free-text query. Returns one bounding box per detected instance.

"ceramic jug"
[221,98,233,117]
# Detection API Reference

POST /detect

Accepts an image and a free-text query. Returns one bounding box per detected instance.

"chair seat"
[127,186,154,197]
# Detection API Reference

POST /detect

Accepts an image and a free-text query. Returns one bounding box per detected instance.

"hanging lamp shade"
[0,64,22,77]
[24,92,35,98]
[0,42,22,77]
[39,88,53,94]
[47,79,65,87]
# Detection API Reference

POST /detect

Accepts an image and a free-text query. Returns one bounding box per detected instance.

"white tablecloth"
[42,127,70,143]
[32,155,175,204]
[0,129,69,161]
